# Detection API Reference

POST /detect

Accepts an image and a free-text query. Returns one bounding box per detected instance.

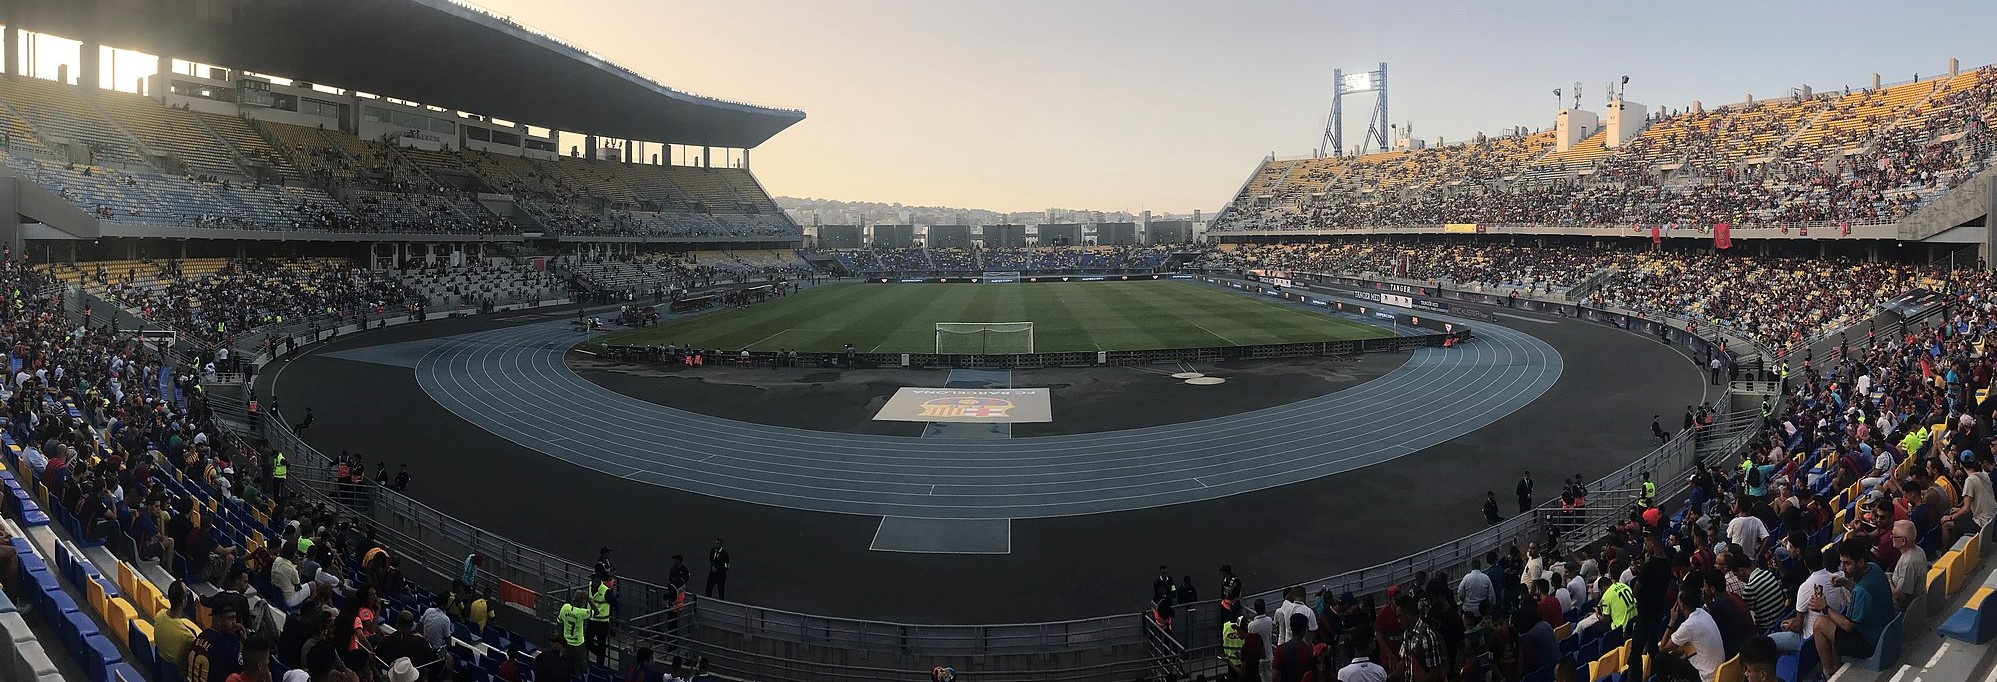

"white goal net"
[936,322,1035,354]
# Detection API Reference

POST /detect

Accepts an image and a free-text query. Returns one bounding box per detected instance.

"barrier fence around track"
[219,273,1764,682]
[595,334,1456,370]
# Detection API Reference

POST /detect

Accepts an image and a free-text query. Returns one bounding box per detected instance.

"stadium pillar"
[79,41,100,90]
[625,139,635,164]
[585,135,597,160]
[703,146,711,168]
[0,177,21,257]
[1982,172,1997,271]
[155,53,171,101]
[2,25,16,77]
[741,148,750,170]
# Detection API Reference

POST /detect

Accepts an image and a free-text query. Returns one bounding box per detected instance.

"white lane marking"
[1496,312,1559,324]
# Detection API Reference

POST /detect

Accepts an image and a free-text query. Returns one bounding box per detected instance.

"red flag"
[1650,225,1661,244]
[1799,223,1808,237]
[1840,221,1849,237]
[1713,223,1733,250]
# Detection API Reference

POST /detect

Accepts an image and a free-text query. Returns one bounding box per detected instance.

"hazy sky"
[27,0,1997,214]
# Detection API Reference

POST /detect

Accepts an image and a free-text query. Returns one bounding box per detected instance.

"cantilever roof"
[13,0,805,148]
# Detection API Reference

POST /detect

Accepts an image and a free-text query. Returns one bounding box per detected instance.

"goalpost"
[936,322,1035,354]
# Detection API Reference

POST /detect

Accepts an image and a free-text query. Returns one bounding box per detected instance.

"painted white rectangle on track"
[874,387,1053,423]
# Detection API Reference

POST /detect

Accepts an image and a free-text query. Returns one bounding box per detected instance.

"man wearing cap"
[1220,565,1243,617]
[188,602,245,682]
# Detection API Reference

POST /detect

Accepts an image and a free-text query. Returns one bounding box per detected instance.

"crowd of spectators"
[1205,275,1997,682]
[1218,67,1997,233]
[820,245,1174,275]
[1192,241,1631,293]
[98,258,420,346]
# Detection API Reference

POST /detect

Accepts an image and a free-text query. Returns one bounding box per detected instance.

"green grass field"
[587,280,1391,354]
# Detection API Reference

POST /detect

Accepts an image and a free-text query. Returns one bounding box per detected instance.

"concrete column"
[3,26,18,77]
[1983,173,1997,271]
[742,148,749,170]
[584,135,597,160]
[702,146,711,168]
[625,139,635,164]
[154,53,171,101]
[80,42,100,89]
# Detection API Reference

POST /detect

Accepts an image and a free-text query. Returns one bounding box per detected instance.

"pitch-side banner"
[874,388,1054,423]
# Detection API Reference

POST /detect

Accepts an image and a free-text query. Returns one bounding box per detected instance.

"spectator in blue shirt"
[1804,539,1892,680]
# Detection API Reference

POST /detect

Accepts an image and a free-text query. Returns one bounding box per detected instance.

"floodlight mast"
[1321,62,1389,157]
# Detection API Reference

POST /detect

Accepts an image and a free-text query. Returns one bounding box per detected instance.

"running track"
[391,306,1562,520]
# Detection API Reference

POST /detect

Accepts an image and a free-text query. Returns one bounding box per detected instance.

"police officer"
[269,451,287,501]
[706,539,731,599]
[1219,565,1243,617]
[585,572,612,665]
[1221,613,1248,680]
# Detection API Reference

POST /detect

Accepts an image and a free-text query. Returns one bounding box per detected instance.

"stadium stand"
[815,245,1173,276]
[1215,67,1997,232]
[0,72,797,239]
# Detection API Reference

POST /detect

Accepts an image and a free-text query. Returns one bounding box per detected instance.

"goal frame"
[935,321,1036,354]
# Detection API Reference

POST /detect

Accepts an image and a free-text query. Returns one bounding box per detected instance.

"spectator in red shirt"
[1533,579,1564,627]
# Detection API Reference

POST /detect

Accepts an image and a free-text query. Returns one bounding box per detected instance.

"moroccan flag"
[1714,223,1733,250]
[1841,221,1850,237]
[1651,225,1661,244]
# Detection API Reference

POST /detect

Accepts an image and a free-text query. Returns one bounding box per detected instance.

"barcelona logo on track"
[919,396,1015,418]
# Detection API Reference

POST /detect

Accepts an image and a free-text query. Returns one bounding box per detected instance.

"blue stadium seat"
[1844,612,1903,670]
[1776,623,1819,682]
[1939,586,1997,643]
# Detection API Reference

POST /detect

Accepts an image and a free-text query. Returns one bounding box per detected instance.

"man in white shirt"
[1566,569,1589,609]
[1772,543,1847,652]
[1727,501,1769,554]
[1946,457,1996,540]
[1662,589,1725,682]
[1273,586,1318,647]
[1521,543,1545,591]
[1246,600,1275,676]
[1459,560,1495,617]
[1338,654,1389,682]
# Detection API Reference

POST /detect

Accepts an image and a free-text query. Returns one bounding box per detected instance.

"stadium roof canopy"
[13,0,805,149]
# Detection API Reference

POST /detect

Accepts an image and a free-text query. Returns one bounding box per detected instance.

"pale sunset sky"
[26,0,1997,214]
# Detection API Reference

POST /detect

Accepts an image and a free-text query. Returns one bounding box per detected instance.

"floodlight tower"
[1321,62,1389,157]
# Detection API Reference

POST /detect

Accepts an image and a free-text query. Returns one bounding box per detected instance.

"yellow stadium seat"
[1555,622,1572,640]
[1590,646,1623,682]
[116,562,139,599]
[1944,551,1968,594]
[86,578,108,619]
[129,617,155,645]
[106,598,138,645]
[1715,654,1743,682]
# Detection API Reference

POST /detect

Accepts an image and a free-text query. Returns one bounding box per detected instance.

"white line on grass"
[742,329,791,350]
[1192,323,1241,345]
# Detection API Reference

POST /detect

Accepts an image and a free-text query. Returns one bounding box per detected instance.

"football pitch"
[587,280,1392,354]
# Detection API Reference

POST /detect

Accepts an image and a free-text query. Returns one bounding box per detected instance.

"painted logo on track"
[919,396,1015,418]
